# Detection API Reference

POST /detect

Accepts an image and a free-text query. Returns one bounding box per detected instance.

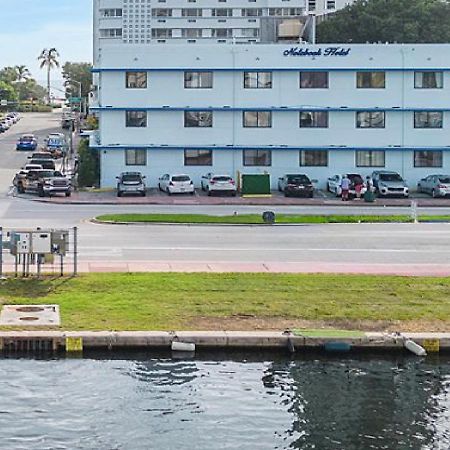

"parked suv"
[116,172,146,197]
[14,169,71,197]
[372,171,409,197]
[201,173,237,196]
[278,174,314,198]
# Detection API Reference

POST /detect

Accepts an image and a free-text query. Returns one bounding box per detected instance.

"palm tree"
[38,48,59,104]
[15,65,31,83]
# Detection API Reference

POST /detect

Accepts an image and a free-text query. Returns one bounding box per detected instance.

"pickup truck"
[14,169,71,197]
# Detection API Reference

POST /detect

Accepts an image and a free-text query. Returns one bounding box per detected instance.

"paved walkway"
[4,261,447,276]
[26,189,450,207]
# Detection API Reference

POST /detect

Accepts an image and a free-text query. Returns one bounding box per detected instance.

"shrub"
[77,138,100,188]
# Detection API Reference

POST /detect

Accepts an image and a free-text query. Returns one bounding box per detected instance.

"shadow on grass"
[0,276,75,299]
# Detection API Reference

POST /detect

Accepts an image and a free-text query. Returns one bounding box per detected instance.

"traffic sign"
[0,100,7,106]
[68,97,82,104]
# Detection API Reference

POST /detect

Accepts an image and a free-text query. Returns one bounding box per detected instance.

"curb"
[0,331,447,353]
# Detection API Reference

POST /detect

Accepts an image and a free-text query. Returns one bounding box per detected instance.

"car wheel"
[117,191,122,197]
[190,190,195,196]
[17,184,24,194]
[207,188,211,196]
[158,183,161,191]
[166,187,171,196]
[38,187,45,197]
[65,191,71,197]
[232,191,237,197]
[284,189,289,198]
[432,189,436,198]
[309,192,314,198]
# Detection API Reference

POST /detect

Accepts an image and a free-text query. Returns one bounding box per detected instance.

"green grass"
[96,213,415,224]
[293,329,365,338]
[0,273,450,331]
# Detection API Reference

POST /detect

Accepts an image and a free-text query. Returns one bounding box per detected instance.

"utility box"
[241,174,271,196]
[31,232,52,254]
[11,232,31,255]
[51,231,69,256]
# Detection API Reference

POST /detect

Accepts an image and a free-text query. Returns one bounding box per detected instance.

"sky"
[0,0,93,92]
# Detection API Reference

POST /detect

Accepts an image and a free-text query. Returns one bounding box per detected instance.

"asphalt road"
[1,113,450,269]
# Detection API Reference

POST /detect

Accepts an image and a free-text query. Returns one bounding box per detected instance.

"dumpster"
[241,174,271,196]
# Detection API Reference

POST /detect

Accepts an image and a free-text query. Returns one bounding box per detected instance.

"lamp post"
[70,80,83,117]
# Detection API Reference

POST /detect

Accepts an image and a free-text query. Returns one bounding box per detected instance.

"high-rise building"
[93,0,355,63]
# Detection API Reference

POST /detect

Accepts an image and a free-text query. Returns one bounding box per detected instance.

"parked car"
[16,134,38,151]
[14,169,71,197]
[201,173,237,196]
[29,158,55,170]
[417,174,450,198]
[327,173,367,197]
[278,174,314,198]
[372,171,409,197]
[158,174,194,195]
[116,172,146,197]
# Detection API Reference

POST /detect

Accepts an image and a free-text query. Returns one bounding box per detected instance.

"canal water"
[0,351,449,450]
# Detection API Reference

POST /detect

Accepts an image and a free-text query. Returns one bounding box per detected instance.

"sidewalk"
[30,189,450,207]
[5,261,447,276]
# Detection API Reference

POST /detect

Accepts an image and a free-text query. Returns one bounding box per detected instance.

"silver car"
[418,174,450,198]
[116,172,146,197]
[372,171,409,197]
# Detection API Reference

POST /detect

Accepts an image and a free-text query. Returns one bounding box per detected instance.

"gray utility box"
[9,230,68,255]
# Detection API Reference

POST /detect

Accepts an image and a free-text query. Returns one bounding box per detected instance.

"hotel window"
[184,71,213,88]
[268,7,302,15]
[299,150,328,167]
[327,0,336,8]
[212,28,233,37]
[357,72,385,88]
[308,0,316,11]
[151,8,172,16]
[125,149,147,165]
[414,111,443,128]
[182,28,203,38]
[299,111,328,128]
[212,8,233,16]
[244,72,272,88]
[356,111,385,128]
[184,149,213,166]
[414,151,443,168]
[184,111,213,127]
[126,111,147,127]
[126,72,147,88]
[241,28,259,37]
[414,71,443,89]
[300,72,328,88]
[181,8,203,16]
[101,8,123,17]
[243,111,272,128]
[356,150,385,167]
[243,149,271,166]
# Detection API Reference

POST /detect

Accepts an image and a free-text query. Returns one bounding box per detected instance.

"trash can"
[364,190,376,202]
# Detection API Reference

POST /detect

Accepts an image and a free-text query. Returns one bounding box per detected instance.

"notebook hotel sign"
[283,47,351,57]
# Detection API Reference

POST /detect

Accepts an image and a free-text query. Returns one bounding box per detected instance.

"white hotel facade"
[91,43,450,189]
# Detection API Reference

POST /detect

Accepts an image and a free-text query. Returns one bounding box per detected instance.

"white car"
[327,173,367,197]
[417,174,450,198]
[158,173,195,195]
[201,173,237,196]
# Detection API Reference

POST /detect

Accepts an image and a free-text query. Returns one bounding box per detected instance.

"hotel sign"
[283,47,351,57]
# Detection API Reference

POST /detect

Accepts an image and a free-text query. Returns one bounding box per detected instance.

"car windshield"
[122,174,142,182]
[47,139,63,145]
[39,171,56,178]
[287,175,310,184]
[21,136,34,142]
[32,154,52,159]
[379,173,403,182]
[172,176,190,182]
[213,176,231,182]
[438,177,450,183]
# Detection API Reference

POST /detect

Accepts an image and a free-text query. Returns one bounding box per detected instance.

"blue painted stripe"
[90,144,450,151]
[91,106,450,112]
[92,67,450,73]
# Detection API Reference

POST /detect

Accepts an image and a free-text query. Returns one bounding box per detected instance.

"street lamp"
[70,80,83,116]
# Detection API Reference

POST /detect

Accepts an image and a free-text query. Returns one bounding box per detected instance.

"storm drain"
[0,305,61,326]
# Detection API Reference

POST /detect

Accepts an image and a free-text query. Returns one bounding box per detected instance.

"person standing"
[341,174,350,201]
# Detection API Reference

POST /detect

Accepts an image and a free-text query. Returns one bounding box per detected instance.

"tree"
[0,66,19,84]
[15,65,31,83]
[0,81,18,103]
[16,79,47,102]
[317,0,450,44]
[38,48,60,104]
[62,62,93,99]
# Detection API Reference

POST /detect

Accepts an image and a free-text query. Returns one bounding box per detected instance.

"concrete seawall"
[0,331,448,353]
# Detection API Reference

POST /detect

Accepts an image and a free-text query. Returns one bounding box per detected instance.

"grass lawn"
[96,213,416,224]
[0,273,450,331]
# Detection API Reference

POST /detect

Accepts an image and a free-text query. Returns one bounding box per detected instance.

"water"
[0,351,449,450]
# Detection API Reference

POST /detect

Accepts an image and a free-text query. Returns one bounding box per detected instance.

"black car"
[278,174,314,198]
